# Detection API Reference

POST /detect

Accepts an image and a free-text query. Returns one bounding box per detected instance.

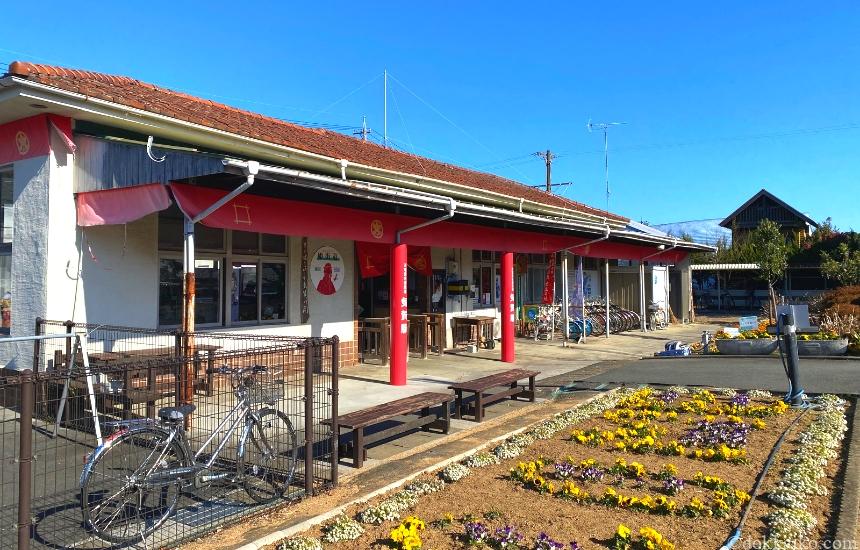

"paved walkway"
[338,323,717,414]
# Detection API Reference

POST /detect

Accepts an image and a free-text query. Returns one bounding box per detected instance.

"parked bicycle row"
[523,300,645,340]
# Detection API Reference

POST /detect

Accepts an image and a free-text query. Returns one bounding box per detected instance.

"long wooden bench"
[322,392,452,468]
[449,368,539,422]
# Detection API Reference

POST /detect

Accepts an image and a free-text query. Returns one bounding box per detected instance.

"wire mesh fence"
[0,320,338,549]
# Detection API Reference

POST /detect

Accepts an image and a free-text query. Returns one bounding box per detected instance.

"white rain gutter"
[396,198,457,244]
[3,76,623,227]
[641,239,679,261]
[222,159,616,236]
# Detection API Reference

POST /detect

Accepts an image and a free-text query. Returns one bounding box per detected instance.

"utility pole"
[534,150,557,193]
[383,70,388,148]
[354,115,371,142]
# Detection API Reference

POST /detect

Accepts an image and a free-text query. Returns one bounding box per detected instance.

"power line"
[310,73,383,119]
[386,72,535,184]
[559,122,860,157]
[388,85,427,176]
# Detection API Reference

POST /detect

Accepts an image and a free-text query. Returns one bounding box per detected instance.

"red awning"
[169,182,687,262]
[76,184,172,227]
[356,241,433,278]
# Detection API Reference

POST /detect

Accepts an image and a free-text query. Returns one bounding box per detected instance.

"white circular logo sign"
[310,246,345,296]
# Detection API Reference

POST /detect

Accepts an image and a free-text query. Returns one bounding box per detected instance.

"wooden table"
[426,312,446,355]
[451,316,496,349]
[358,317,390,365]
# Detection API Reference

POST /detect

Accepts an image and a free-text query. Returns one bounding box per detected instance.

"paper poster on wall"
[310,246,345,296]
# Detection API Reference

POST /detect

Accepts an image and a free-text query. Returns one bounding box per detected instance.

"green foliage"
[749,219,788,286]
[821,243,860,286]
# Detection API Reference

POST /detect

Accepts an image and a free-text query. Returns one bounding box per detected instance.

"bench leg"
[475,391,484,423]
[529,376,536,402]
[510,381,518,401]
[454,390,463,420]
[443,400,451,434]
[420,407,431,432]
[353,427,364,469]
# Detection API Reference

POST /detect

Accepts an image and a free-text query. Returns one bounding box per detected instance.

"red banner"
[541,252,557,304]
[0,114,72,165]
[356,241,433,278]
[169,183,689,262]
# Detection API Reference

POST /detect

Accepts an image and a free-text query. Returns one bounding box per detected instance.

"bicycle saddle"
[158,404,196,422]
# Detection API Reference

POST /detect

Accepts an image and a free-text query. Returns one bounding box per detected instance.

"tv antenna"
[353,116,372,142]
[587,119,626,211]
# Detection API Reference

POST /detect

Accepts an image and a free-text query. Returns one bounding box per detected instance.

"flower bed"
[278,388,845,550]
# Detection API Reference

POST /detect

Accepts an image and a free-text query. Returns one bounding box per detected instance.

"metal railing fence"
[0,320,338,549]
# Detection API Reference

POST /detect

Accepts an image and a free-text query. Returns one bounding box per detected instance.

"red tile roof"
[7,61,625,221]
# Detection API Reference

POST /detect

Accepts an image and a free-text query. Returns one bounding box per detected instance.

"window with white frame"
[0,167,11,334]
[471,250,499,307]
[157,206,288,327]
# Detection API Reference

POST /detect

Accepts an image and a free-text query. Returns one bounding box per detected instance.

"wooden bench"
[322,392,452,468]
[449,368,539,422]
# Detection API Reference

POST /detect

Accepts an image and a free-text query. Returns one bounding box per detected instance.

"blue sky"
[2,1,858,229]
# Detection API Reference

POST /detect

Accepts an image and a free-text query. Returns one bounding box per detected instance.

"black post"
[64,320,74,369]
[18,370,34,550]
[304,342,314,496]
[32,318,43,373]
[780,313,805,407]
[330,336,339,487]
[174,331,183,407]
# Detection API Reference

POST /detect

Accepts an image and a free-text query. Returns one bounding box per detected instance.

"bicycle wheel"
[81,428,187,544]
[242,409,298,504]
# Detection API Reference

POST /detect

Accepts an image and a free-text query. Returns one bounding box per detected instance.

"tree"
[821,242,860,286]
[748,219,789,321]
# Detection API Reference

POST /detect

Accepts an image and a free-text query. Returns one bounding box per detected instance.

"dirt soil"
[285,395,843,550]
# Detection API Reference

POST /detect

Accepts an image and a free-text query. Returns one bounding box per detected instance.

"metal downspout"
[182,160,260,333]
[395,198,457,243]
[563,225,612,252]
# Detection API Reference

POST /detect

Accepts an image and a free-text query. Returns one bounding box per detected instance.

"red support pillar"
[390,243,408,385]
[501,251,515,363]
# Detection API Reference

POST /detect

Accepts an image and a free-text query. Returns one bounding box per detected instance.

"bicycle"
[79,365,298,545]
[648,301,668,330]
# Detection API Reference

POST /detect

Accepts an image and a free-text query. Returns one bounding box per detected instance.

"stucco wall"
[1,155,51,369]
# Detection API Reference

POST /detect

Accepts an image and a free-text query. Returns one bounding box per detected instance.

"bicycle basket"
[249,382,285,405]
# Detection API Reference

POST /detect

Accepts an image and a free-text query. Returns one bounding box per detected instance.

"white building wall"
[45,130,87,324]
[78,215,159,328]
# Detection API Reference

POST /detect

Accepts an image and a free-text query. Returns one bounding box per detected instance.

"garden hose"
[718,406,810,550]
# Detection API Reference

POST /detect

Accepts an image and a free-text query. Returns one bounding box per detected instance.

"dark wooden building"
[720,189,818,246]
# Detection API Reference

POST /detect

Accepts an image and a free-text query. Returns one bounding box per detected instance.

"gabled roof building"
[0,61,709,379]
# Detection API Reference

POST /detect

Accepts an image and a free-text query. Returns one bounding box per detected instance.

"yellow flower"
[616,524,631,539]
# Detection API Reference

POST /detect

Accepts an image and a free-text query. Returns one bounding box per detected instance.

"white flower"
[440,463,471,482]
[279,537,322,550]
[321,515,364,542]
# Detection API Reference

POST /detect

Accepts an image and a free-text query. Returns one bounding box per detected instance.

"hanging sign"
[541,252,557,305]
[310,246,345,296]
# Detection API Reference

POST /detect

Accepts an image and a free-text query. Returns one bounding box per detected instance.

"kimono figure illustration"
[316,263,337,295]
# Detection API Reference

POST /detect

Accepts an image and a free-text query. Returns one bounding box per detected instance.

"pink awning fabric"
[76,184,172,227]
